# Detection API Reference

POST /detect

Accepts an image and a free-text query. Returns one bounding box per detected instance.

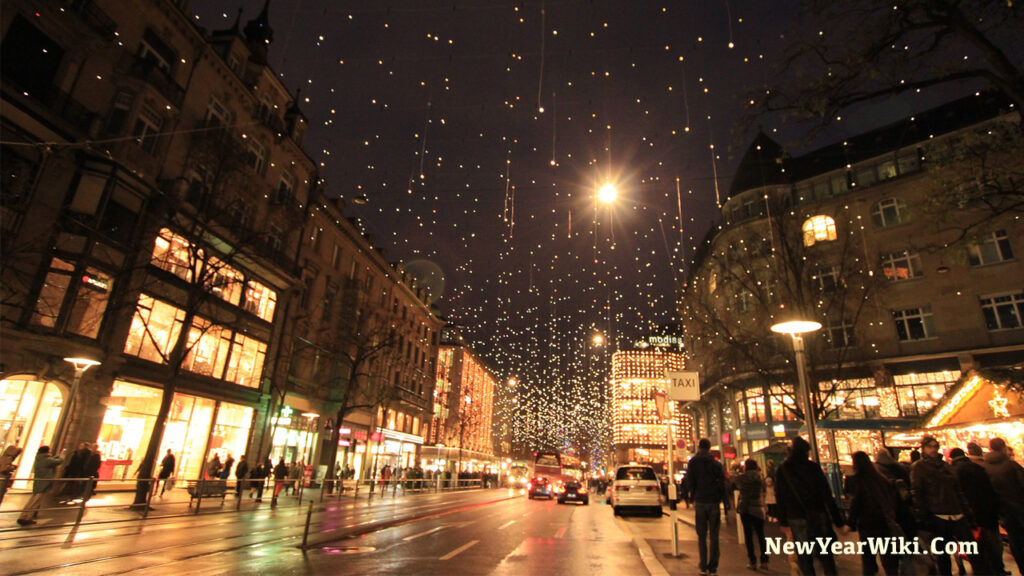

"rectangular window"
[968,230,1014,266]
[893,371,958,417]
[877,160,898,181]
[854,165,876,188]
[204,256,244,306]
[830,174,848,196]
[124,295,186,363]
[151,227,198,282]
[66,266,114,338]
[244,280,277,322]
[331,244,341,269]
[980,291,1024,330]
[223,332,267,388]
[811,265,840,291]
[892,306,935,341]
[768,386,798,422]
[107,92,133,135]
[872,198,907,228]
[132,107,163,154]
[733,291,753,313]
[824,319,855,348]
[31,258,75,328]
[182,318,231,378]
[897,151,920,174]
[244,139,266,173]
[276,171,294,203]
[139,29,174,73]
[881,250,923,281]
[205,97,231,127]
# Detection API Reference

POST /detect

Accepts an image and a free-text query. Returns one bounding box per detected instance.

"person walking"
[683,438,728,576]
[288,460,303,495]
[272,458,288,503]
[981,437,1024,574]
[735,458,769,570]
[220,454,234,481]
[911,435,986,576]
[845,451,902,576]
[158,449,175,496]
[17,446,64,526]
[0,445,23,507]
[763,475,777,522]
[250,459,269,502]
[949,447,1004,575]
[774,436,844,576]
[234,455,249,498]
[59,442,89,502]
[83,443,101,500]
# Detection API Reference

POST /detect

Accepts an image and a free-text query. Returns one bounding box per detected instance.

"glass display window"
[1,377,64,485]
[96,380,162,480]
[123,295,186,363]
[161,394,215,481]
[207,402,253,466]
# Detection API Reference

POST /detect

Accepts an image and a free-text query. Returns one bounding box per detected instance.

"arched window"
[802,215,837,246]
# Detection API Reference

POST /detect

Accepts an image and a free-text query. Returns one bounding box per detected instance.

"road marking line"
[497,520,516,530]
[617,518,669,576]
[439,540,479,560]
[554,526,567,539]
[403,526,445,541]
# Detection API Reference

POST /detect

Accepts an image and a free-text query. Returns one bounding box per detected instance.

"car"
[556,481,589,505]
[608,464,662,517]
[527,476,553,499]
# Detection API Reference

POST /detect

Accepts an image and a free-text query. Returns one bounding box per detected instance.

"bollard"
[300,499,314,550]
[195,480,203,514]
[143,479,153,519]
[298,479,305,504]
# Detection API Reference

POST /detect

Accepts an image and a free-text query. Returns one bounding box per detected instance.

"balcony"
[114,53,184,109]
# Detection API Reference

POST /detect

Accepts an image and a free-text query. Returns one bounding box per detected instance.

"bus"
[507,460,530,488]
[533,450,563,479]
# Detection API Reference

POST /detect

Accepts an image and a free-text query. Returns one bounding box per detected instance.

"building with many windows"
[0,0,443,486]
[682,93,1024,466]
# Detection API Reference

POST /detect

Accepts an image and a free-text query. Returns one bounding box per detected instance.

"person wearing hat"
[911,436,989,576]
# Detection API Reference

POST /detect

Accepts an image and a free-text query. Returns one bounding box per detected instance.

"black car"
[527,477,553,499]
[556,481,589,505]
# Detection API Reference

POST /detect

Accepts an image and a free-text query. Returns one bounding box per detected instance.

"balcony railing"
[114,53,184,109]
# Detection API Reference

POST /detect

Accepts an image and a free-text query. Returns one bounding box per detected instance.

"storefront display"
[0,376,64,485]
[95,380,253,481]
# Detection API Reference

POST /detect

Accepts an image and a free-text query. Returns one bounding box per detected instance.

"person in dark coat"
[774,436,844,576]
[982,437,1024,574]
[82,444,101,500]
[249,459,269,502]
[911,435,987,576]
[682,438,727,576]
[272,458,289,503]
[845,451,902,576]
[220,455,234,481]
[158,449,175,496]
[735,459,768,570]
[17,446,64,525]
[59,442,91,501]
[234,455,249,497]
[950,447,1003,575]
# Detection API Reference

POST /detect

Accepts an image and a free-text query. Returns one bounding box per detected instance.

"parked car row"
[524,464,662,516]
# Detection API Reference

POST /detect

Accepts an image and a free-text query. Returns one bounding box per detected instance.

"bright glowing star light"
[597,182,617,203]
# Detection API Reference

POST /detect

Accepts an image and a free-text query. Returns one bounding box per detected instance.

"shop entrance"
[0,376,66,486]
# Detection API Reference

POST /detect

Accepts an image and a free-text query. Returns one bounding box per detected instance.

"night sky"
[190,1,972,452]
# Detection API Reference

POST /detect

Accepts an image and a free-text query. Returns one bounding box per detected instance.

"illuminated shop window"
[151,228,198,281]
[893,370,959,417]
[183,318,231,378]
[204,256,244,306]
[244,280,277,322]
[124,295,186,363]
[802,215,837,246]
[768,386,799,422]
[223,332,267,388]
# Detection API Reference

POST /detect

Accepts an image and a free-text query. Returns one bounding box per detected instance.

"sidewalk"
[0,481,357,532]
[627,503,861,576]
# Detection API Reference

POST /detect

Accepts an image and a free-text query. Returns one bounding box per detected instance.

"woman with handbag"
[846,451,902,576]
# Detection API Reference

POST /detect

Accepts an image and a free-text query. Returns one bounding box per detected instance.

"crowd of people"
[681,434,1024,576]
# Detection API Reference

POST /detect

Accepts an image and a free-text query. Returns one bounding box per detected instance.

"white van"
[608,464,662,517]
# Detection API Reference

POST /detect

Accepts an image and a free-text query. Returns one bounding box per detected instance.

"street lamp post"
[54,357,101,451]
[770,319,822,463]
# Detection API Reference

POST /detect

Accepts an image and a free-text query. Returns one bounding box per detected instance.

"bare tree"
[744,0,1024,134]
[682,200,884,422]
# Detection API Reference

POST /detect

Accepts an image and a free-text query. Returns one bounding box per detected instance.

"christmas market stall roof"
[919,367,1024,430]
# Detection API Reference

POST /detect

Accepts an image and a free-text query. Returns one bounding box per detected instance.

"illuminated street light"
[55,357,101,451]
[592,333,604,347]
[597,182,617,203]
[770,317,822,462]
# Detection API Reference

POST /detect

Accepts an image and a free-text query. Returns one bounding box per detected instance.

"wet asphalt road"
[1,488,655,575]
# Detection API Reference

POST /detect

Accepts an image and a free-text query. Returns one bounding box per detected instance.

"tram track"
[5,491,519,575]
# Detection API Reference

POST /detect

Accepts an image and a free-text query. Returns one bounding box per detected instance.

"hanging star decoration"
[988,391,1010,419]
